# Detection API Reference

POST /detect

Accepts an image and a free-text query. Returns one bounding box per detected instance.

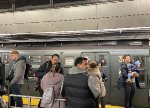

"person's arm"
[0,64,3,83]
[59,67,64,75]
[36,63,46,78]
[10,61,26,85]
[88,76,100,99]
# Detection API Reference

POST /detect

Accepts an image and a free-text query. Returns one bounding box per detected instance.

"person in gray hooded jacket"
[88,61,106,108]
[9,50,26,107]
[62,57,100,108]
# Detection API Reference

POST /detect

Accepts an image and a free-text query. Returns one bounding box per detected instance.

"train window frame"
[3,55,10,64]
[64,56,74,66]
[82,54,93,61]
[44,55,52,62]
[98,55,108,67]
[132,55,146,87]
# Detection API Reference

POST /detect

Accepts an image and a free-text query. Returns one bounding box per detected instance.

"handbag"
[0,84,8,95]
[6,70,14,82]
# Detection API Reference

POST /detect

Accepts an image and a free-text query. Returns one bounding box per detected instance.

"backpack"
[41,85,55,107]
[40,71,64,108]
[20,56,32,80]
[24,63,32,80]
[117,68,124,89]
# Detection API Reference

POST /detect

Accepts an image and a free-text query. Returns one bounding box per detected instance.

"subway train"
[1,39,150,108]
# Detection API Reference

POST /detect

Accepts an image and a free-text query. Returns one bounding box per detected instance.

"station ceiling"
[0,0,147,43]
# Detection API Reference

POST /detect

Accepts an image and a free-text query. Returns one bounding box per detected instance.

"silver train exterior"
[0,39,149,108]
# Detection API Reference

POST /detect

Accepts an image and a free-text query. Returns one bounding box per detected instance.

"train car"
[0,39,149,108]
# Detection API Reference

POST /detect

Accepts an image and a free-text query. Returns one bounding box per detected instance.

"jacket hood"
[68,66,86,74]
[87,66,101,76]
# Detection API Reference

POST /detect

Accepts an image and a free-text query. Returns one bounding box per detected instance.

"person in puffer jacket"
[87,61,106,108]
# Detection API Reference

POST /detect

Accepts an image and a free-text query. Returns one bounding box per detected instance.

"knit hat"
[134,61,141,65]
[89,61,97,68]
[10,50,19,55]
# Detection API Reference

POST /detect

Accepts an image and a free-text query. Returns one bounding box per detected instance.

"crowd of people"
[0,50,141,108]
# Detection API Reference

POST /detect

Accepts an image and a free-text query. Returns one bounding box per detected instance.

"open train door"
[81,52,111,104]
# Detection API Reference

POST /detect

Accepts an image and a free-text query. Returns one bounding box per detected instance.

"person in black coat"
[35,54,63,108]
[0,57,5,84]
[121,54,139,108]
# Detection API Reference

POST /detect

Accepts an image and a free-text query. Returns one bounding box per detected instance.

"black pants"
[100,97,105,108]
[124,83,136,108]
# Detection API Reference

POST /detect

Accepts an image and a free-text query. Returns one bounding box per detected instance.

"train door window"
[98,55,107,67]
[3,55,10,64]
[81,53,95,61]
[44,55,52,62]
[132,56,146,87]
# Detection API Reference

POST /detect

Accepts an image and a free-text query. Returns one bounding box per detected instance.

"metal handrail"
[8,94,66,108]
[9,94,42,108]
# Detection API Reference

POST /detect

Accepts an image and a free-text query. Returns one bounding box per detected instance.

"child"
[127,61,141,83]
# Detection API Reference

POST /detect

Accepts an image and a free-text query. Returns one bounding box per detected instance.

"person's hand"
[128,73,132,78]
[132,72,139,77]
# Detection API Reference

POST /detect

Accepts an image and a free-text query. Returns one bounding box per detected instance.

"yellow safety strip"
[2,95,124,107]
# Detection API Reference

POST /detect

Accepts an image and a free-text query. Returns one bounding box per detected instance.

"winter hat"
[89,61,97,68]
[134,61,141,65]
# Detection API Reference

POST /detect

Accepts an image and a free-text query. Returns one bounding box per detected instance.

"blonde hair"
[10,50,19,55]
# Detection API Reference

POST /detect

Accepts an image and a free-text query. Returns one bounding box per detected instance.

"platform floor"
[2,96,124,108]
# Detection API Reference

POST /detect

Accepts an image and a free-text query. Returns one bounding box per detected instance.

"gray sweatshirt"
[68,66,100,99]
[10,59,26,85]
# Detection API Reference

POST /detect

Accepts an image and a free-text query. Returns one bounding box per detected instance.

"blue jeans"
[9,84,23,107]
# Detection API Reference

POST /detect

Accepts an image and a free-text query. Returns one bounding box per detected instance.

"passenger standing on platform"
[62,57,99,108]
[121,54,139,108]
[40,64,65,108]
[0,57,5,84]
[97,62,107,108]
[0,57,7,108]
[36,54,63,108]
[9,50,26,107]
[88,61,106,108]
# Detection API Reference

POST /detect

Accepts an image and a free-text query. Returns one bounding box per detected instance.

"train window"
[28,64,40,78]
[132,56,145,69]
[64,57,74,66]
[82,53,94,61]
[129,41,142,46]
[44,55,52,62]
[98,55,107,67]
[132,56,146,86]
[3,55,10,64]
[29,56,41,63]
